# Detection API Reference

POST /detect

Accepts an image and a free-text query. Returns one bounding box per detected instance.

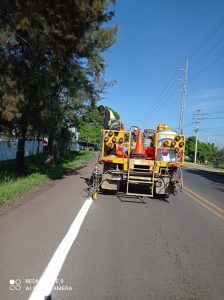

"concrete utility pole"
[193,109,201,164]
[178,58,188,134]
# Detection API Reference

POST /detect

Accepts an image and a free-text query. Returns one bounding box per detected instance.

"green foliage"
[0,151,96,204]
[78,107,103,143]
[0,0,117,174]
[77,106,120,144]
[79,124,101,144]
[185,136,224,168]
[213,148,224,168]
[185,136,196,161]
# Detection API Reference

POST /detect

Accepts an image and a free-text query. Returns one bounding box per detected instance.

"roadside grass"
[185,161,224,170]
[0,151,96,204]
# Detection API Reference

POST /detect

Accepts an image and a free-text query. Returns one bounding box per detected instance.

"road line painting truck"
[89,124,185,200]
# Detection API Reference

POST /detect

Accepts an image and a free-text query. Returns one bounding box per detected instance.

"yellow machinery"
[89,124,185,199]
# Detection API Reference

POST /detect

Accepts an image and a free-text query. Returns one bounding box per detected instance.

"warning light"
[163,140,169,147]
[179,142,184,148]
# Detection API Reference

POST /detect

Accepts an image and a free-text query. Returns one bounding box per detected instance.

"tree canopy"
[78,106,120,144]
[0,0,117,174]
[185,136,224,168]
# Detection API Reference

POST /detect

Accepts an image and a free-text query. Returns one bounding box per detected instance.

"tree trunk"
[16,127,27,176]
[47,134,53,156]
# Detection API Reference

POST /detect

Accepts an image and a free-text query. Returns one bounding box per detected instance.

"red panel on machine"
[145,147,155,160]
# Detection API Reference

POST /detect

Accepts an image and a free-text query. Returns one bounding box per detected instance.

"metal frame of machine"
[89,124,185,200]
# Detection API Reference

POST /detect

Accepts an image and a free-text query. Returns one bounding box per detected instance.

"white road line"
[29,197,93,300]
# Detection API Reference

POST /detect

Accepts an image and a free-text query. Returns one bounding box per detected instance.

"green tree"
[185,136,218,164]
[212,148,224,168]
[79,124,100,145]
[0,0,117,175]
[197,141,216,163]
[185,136,196,161]
[77,106,120,144]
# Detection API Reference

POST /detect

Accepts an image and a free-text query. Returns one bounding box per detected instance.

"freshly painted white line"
[29,197,93,300]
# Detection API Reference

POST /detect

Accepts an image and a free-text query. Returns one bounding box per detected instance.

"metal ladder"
[126,159,154,197]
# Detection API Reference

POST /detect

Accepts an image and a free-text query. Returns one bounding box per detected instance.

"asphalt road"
[0,159,223,300]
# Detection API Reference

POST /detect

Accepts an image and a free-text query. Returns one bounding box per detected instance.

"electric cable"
[142,88,177,125]
[141,80,179,126]
[190,36,224,70]
[201,116,224,120]
[139,67,180,125]
[200,111,224,115]
[188,20,224,59]
[146,89,177,123]
[189,53,224,81]
[200,129,224,132]
[184,121,195,128]
[200,126,224,130]
[140,21,224,127]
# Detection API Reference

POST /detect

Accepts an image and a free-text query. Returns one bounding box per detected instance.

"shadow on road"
[116,193,146,204]
[184,168,224,191]
[65,164,87,176]
[80,176,92,186]
[81,175,171,203]
[152,196,170,204]
[116,192,170,204]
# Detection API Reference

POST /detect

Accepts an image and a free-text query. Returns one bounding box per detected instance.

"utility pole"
[193,109,201,163]
[178,58,188,134]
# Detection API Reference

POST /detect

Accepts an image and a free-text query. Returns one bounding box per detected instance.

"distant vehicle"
[77,141,94,151]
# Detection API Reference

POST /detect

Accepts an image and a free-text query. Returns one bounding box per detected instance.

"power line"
[200,111,224,115]
[189,53,224,81]
[201,116,224,120]
[140,21,224,128]
[144,89,177,124]
[200,127,224,130]
[141,78,178,125]
[140,69,179,125]
[188,20,224,59]
[184,121,195,128]
[190,36,224,70]
[200,128,224,133]
[142,59,190,126]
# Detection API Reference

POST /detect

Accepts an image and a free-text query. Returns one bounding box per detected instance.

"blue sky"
[100,0,224,146]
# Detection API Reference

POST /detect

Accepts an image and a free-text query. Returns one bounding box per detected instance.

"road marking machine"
[88,124,185,200]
